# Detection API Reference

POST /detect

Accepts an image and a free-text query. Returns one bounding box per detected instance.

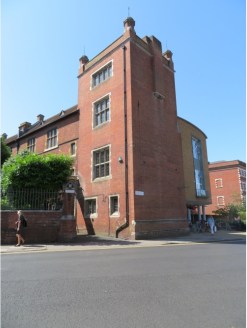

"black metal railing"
[1,189,63,210]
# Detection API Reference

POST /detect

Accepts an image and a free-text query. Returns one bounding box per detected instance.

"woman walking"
[15,210,25,246]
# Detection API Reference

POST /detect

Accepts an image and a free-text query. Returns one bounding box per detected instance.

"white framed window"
[85,198,97,218]
[93,96,110,127]
[71,142,76,156]
[215,178,223,188]
[27,137,35,152]
[217,196,225,206]
[109,195,119,217]
[92,62,112,88]
[47,128,58,149]
[92,146,110,180]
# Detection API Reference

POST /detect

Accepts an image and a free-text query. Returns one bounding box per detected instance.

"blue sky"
[1,0,246,163]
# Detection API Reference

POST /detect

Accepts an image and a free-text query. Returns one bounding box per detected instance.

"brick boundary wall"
[132,219,190,239]
[1,210,77,245]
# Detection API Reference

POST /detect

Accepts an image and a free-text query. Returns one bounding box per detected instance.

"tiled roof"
[5,105,78,144]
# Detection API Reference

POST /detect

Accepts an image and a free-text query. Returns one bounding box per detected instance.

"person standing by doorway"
[15,210,25,246]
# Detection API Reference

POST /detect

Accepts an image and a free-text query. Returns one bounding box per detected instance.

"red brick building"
[4,105,79,175]
[76,17,191,239]
[4,17,211,239]
[206,160,246,215]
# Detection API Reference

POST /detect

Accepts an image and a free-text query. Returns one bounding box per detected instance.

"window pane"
[105,149,109,161]
[92,201,96,213]
[95,153,100,164]
[92,64,112,88]
[113,198,118,212]
[106,109,109,121]
[93,147,110,179]
[108,65,112,77]
[86,200,96,215]
[96,114,100,126]
[105,163,109,176]
[71,143,76,155]
[110,196,118,215]
[100,165,104,177]
[94,97,110,127]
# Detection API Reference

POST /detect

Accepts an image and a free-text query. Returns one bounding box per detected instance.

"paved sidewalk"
[1,230,246,254]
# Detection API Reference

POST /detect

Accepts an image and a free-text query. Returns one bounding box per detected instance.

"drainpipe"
[116,45,129,238]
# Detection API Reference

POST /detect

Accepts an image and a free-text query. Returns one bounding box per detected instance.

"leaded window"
[110,196,119,216]
[94,97,110,127]
[92,63,112,88]
[71,142,76,156]
[85,199,97,217]
[27,137,35,152]
[47,128,57,149]
[93,147,110,179]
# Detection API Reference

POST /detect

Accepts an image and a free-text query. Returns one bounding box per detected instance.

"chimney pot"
[37,114,44,122]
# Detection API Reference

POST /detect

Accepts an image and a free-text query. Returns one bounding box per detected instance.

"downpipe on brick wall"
[116,45,129,238]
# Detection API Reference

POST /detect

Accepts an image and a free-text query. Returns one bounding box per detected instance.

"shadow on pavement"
[51,235,140,247]
[22,245,47,248]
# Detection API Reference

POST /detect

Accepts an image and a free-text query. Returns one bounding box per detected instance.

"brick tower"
[77,17,188,239]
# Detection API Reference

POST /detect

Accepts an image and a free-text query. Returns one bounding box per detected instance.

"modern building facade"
[4,17,211,239]
[206,160,246,215]
[177,117,211,223]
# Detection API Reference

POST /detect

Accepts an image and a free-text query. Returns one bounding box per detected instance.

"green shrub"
[1,151,73,192]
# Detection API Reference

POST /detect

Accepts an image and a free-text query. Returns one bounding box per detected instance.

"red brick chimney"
[37,114,44,122]
[78,55,89,76]
[18,122,31,135]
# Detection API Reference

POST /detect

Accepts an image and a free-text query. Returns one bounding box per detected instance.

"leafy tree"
[1,137,11,167]
[213,203,246,220]
[213,202,246,231]
[1,151,73,191]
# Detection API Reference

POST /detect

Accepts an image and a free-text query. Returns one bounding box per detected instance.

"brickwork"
[77,18,189,239]
[134,219,189,239]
